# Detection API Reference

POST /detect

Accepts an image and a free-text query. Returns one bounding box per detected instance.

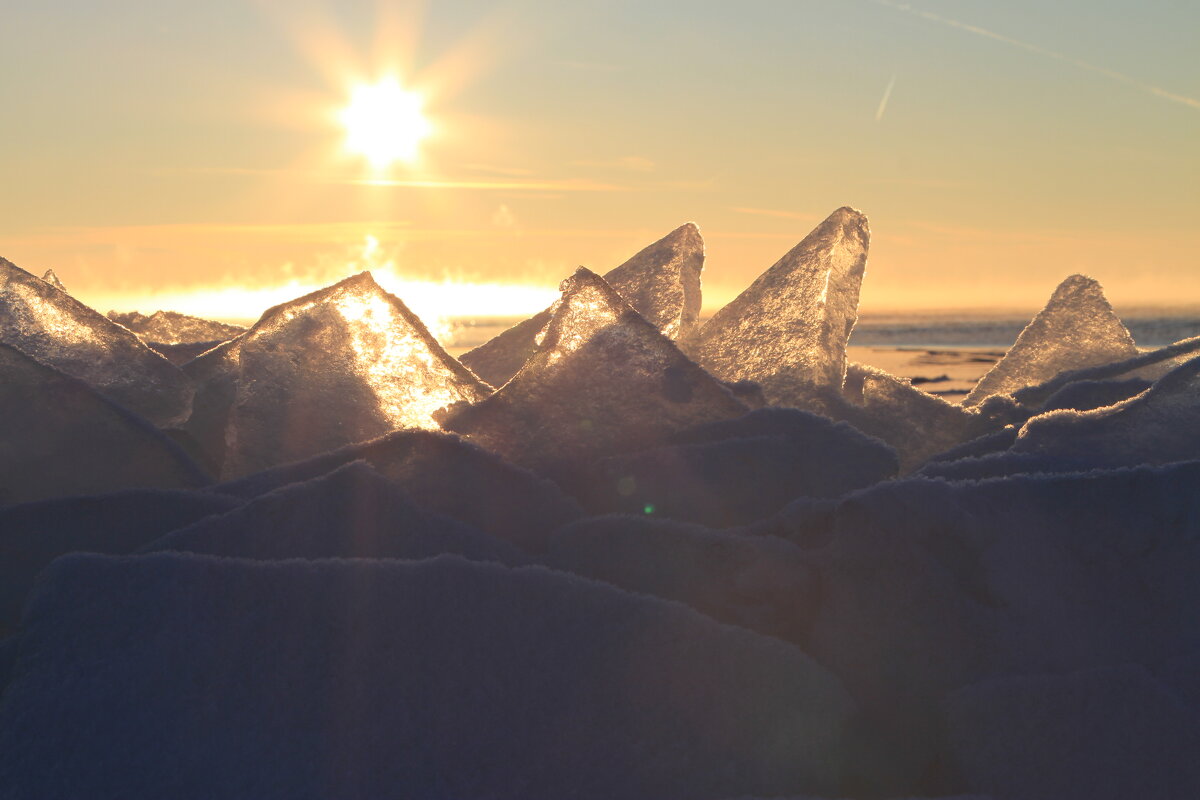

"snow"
[148,461,526,565]
[443,268,748,473]
[574,407,897,527]
[0,255,193,427]
[181,272,490,479]
[0,343,210,508]
[0,488,236,638]
[0,553,853,800]
[686,207,870,404]
[460,223,704,387]
[208,428,582,551]
[944,666,1200,800]
[964,274,1138,406]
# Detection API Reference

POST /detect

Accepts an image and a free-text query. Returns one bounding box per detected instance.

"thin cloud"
[155,167,625,192]
[570,156,656,172]
[875,0,1200,111]
[875,74,897,122]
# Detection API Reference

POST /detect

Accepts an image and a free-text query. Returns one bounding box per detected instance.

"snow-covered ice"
[461,222,704,387]
[964,274,1137,406]
[687,207,869,404]
[40,269,67,292]
[108,309,245,346]
[0,553,853,800]
[0,255,194,427]
[0,343,209,507]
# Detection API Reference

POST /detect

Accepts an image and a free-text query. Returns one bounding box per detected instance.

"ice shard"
[460,222,704,387]
[108,309,245,346]
[183,272,491,479]
[41,269,67,292]
[0,343,209,506]
[687,207,870,404]
[964,274,1138,406]
[442,268,748,473]
[0,256,193,427]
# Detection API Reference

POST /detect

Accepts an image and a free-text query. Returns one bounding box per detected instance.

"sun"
[339,78,431,168]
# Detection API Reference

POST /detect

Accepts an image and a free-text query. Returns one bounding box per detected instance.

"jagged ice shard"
[0,343,208,506]
[687,207,870,404]
[41,269,67,293]
[0,256,194,427]
[964,274,1138,406]
[183,272,490,479]
[443,268,747,472]
[108,309,245,346]
[460,222,704,387]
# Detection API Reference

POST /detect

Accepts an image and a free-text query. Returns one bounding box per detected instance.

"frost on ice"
[183,272,490,479]
[460,223,704,387]
[443,268,747,472]
[108,309,245,347]
[964,274,1137,406]
[687,207,870,405]
[0,256,194,427]
[0,343,209,506]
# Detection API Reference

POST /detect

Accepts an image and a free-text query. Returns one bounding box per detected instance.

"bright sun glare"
[340,78,431,168]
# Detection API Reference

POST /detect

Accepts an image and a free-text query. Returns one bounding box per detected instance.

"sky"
[1,0,1197,322]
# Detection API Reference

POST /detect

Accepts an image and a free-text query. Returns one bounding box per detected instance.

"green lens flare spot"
[642,504,656,515]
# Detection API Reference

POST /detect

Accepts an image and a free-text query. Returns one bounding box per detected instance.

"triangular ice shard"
[183,272,491,479]
[443,268,747,472]
[460,223,704,387]
[964,274,1137,406]
[0,256,193,427]
[0,343,209,506]
[687,207,870,404]
[41,269,67,293]
[108,310,245,346]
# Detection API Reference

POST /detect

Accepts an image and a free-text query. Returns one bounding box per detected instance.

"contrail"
[874,0,1200,111]
[875,74,897,121]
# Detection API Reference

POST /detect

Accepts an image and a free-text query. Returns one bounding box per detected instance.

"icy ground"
[2,209,1200,799]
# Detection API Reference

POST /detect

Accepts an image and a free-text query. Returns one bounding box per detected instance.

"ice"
[964,274,1137,406]
[1006,354,1200,467]
[147,462,526,565]
[0,343,210,507]
[108,309,245,346]
[461,222,704,386]
[209,428,583,551]
[1010,332,1200,410]
[544,514,817,642]
[0,553,853,799]
[181,272,491,479]
[442,268,748,473]
[0,255,194,427]
[686,207,870,404]
[41,269,66,292]
[574,407,898,527]
[945,666,1200,800]
[791,463,1200,791]
[0,488,237,638]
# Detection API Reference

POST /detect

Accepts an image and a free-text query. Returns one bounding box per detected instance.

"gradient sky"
[2,0,1197,322]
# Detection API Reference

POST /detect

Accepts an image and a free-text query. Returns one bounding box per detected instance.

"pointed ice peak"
[184,271,491,479]
[687,206,870,404]
[41,269,67,292]
[460,223,706,387]
[602,221,704,340]
[108,309,245,346]
[0,255,193,427]
[443,267,747,472]
[964,274,1138,406]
